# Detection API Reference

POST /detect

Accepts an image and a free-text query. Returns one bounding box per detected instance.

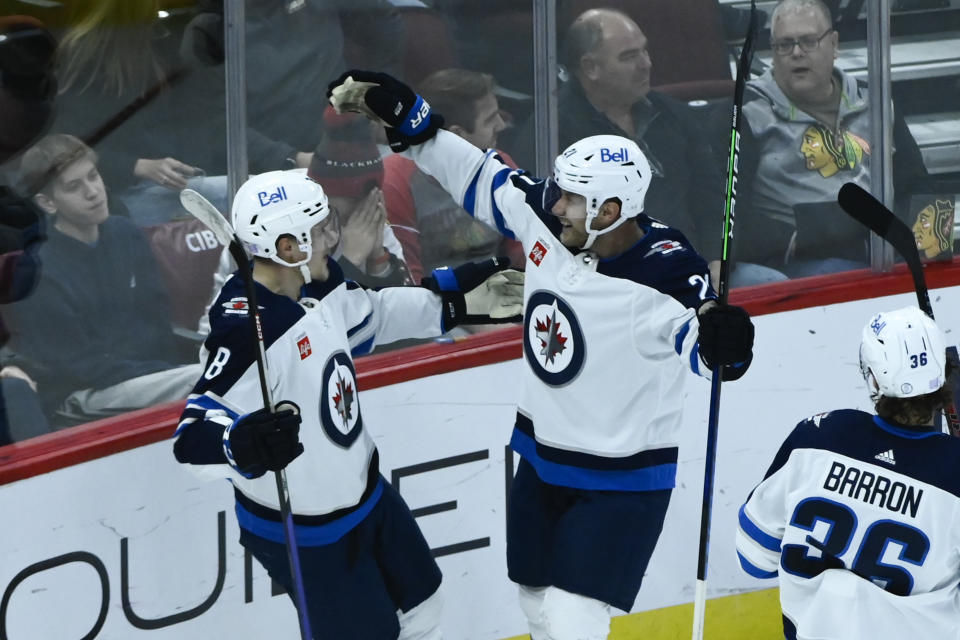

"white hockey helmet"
[231,169,330,273]
[859,306,947,401]
[553,134,652,250]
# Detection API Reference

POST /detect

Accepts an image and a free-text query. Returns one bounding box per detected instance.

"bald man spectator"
[510,7,723,253]
[724,0,927,283]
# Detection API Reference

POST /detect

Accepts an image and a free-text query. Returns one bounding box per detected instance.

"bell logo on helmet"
[599,147,629,163]
[257,186,288,207]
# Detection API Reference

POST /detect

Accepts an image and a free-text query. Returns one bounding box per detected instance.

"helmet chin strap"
[579,213,629,251]
[299,264,312,285]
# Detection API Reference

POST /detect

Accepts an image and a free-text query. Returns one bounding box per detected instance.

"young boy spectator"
[9,134,200,424]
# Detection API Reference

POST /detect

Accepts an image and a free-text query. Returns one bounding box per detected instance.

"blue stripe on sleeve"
[737,551,778,579]
[674,319,691,356]
[176,394,238,436]
[462,167,481,215]
[350,333,376,357]
[489,168,516,240]
[689,343,702,376]
[347,311,373,338]
[739,504,782,552]
[184,393,238,418]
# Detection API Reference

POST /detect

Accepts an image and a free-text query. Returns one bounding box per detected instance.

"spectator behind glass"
[9,134,201,426]
[722,0,927,284]
[52,0,221,225]
[383,68,525,281]
[509,8,724,255]
[308,107,413,288]
[0,15,58,444]
[179,0,402,177]
[0,192,51,444]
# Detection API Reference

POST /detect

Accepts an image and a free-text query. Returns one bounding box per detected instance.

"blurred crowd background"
[0,0,958,444]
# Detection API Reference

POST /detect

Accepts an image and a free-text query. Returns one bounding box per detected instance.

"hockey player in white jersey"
[172,169,523,639]
[328,70,756,640]
[737,306,960,640]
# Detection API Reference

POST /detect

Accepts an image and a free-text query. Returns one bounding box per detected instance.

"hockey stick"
[692,2,758,638]
[179,189,314,640]
[837,182,960,436]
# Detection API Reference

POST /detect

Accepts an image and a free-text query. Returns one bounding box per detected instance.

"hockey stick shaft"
[837,182,960,436]
[179,189,314,639]
[693,3,758,638]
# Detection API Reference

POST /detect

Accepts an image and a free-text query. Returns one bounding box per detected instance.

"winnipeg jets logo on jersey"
[523,291,585,386]
[319,351,363,448]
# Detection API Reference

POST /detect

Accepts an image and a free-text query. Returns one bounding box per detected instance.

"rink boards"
[1,266,958,640]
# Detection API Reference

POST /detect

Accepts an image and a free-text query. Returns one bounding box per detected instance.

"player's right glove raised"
[224,403,304,478]
[327,70,444,152]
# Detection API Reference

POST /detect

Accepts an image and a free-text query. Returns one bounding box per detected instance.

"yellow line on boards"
[500,588,782,640]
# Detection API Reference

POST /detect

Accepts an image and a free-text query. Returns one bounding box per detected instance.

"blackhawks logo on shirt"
[800,123,870,178]
[523,290,585,386]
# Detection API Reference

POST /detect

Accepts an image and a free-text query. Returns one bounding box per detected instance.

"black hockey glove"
[697,302,754,381]
[422,256,525,330]
[225,403,304,478]
[327,70,445,152]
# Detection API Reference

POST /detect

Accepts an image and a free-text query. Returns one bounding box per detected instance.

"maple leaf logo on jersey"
[332,370,354,425]
[535,309,567,364]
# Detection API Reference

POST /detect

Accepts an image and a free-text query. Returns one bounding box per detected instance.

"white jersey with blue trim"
[174,259,443,518]
[737,409,960,640]
[405,131,708,492]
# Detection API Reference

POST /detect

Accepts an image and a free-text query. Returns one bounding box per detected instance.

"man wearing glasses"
[716,0,926,284]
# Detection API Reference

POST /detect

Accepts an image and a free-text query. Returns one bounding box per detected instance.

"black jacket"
[6,216,186,410]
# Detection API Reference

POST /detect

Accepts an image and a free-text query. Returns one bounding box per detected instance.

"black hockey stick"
[837,182,960,436]
[180,189,314,640]
[693,2,758,638]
